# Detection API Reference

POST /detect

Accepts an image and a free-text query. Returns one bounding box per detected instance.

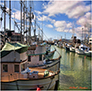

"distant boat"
[27,42,61,72]
[69,46,75,52]
[84,51,91,57]
[75,44,89,55]
[54,42,57,46]
[57,42,63,48]
[69,44,75,52]
[64,43,70,51]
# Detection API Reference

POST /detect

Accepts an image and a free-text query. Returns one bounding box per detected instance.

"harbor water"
[54,46,92,90]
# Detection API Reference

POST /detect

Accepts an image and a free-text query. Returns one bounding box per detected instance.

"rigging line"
[0,2,21,32]
[0,12,3,31]
[36,23,49,40]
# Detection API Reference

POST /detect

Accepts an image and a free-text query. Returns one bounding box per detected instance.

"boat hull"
[29,58,60,73]
[65,47,70,51]
[69,47,75,52]
[85,52,92,57]
[1,72,59,90]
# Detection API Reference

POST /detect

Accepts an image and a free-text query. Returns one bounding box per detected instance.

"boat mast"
[72,22,74,37]
[42,15,43,42]
[4,1,6,42]
[20,0,23,43]
[28,1,32,38]
[9,0,11,31]
[26,1,28,44]
[34,16,36,41]
[82,28,83,43]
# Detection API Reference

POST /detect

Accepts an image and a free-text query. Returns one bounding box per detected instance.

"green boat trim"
[28,52,46,56]
[0,42,28,58]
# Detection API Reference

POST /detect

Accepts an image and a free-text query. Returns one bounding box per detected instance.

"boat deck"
[1,67,54,82]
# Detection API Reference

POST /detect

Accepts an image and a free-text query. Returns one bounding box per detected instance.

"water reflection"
[55,46,91,90]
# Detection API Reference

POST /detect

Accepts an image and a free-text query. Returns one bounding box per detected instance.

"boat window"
[14,65,19,72]
[3,64,8,72]
[33,76,35,78]
[39,55,42,61]
[21,64,25,71]
[28,56,31,62]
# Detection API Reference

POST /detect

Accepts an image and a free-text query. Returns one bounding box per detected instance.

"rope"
[53,46,61,57]
[36,23,49,40]
[46,76,54,90]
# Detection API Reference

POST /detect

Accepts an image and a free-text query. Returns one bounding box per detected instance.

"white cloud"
[56,27,64,32]
[53,20,73,33]
[43,0,91,19]
[50,19,56,23]
[69,29,73,33]
[67,22,72,28]
[77,12,92,32]
[0,2,4,6]
[74,25,90,38]
[38,15,51,21]
[37,14,56,24]
[46,24,53,28]
[54,21,66,28]
[64,29,69,32]
[11,10,28,21]
[35,10,42,15]
[12,10,22,20]
[66,5,90,18]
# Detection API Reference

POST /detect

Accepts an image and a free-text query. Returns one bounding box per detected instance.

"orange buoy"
[36,85,41,91]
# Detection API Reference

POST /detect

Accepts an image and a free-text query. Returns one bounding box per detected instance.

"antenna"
[72,21,75,37]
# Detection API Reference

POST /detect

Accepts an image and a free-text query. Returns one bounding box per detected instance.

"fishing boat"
[84,50,92,57]
[69,45,75,52]
[57,42,63,48]
[64,43,70,51]
[1,42,60,90]
[27,42,61,73]
[75,44,89,55]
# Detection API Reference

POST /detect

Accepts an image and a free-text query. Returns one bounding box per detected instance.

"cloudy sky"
[0,0,92,40]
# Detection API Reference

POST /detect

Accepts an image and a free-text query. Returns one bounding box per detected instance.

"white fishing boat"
[27,42,61,72]
[75,44,89,55]
[84,50,92,57]
[57,42,63,48]
[64,43,70,51]
[69,45,75,52]
[1,42,60,90]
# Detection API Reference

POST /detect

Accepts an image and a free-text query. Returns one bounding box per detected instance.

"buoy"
[36,85,41,91]
[84,56,86,59]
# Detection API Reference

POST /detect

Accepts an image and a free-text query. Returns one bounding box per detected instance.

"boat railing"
[1,73,24,82]
[28,45,36,50]
[27,50,35,55]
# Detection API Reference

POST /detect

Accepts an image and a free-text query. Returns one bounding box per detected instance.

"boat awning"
[0,42,28,58]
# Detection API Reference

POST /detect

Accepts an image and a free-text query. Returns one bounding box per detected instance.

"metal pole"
[4,1,6,38]
[20,0,22,43]
[22,1,25,43]
[29,7,31,37]
[9,0,11,31]
[82,28,83,43]
[34,17,36,41]
[26,1,27,44]
[26,2,27,44]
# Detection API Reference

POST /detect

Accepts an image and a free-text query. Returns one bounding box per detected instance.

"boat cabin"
[27,42,49,66]
[1,42,28,81]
